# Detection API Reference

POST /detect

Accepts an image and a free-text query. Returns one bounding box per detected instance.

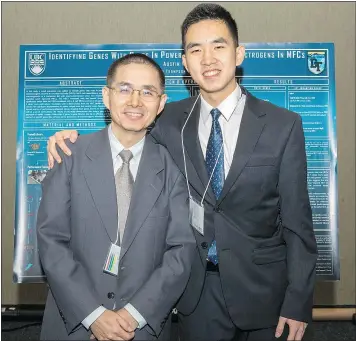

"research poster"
[14,43,338,282]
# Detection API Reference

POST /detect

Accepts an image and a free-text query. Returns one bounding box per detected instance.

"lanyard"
[181,94,223,205]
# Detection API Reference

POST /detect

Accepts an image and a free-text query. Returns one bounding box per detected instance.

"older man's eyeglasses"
[107,84,162,102]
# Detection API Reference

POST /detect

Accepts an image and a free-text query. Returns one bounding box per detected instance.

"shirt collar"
[108,124,145,162]
[200,84,241,124]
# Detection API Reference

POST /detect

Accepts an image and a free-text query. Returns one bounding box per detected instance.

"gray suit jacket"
[37,127,195,340]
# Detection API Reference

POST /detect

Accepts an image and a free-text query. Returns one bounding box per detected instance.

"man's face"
[102,63,167,136]
[182,19,245,102]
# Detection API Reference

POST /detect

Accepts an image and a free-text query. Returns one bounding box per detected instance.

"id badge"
[103,243,121,276]
[189,196,204,235]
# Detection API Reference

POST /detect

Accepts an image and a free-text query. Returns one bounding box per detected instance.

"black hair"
[106,53,165,90]
[181,3,239,50]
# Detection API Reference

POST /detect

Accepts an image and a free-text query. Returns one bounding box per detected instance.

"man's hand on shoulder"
[47,130,78,169]
[90,310,135,341]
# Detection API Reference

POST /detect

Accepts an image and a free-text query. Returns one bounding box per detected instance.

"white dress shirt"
[82,124,147,330]
[198,84,246,178]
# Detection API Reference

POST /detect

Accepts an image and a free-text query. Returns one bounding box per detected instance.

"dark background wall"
[2,1,355,306]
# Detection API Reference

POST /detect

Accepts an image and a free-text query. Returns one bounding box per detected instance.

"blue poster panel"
[14,43,338,282]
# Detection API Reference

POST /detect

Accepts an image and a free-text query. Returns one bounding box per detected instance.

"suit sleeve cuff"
[82,306,107,330]
[124,303,147,329]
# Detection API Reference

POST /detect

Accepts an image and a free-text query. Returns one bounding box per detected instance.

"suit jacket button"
[214,207,221,213]
[201,242,208,249]
[107,292,115,299]
[160,321,165,328]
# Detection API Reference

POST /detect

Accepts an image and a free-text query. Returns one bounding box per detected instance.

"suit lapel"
[120,136,164,260]
[182,97,216,205]
[218,89,266,204]
[82,127,118,242]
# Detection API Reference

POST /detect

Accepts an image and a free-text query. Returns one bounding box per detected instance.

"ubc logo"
[28,53,46,76]
[307,51,326,75]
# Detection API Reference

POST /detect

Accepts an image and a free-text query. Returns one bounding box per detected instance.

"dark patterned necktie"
[205,108,224,265]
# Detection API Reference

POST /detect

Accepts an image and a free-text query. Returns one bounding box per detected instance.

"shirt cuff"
[82,306,107,330]
[124,303,147,329]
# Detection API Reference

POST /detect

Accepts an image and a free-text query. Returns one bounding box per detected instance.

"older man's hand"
[90,310,135,340]
[116,308,139,331]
